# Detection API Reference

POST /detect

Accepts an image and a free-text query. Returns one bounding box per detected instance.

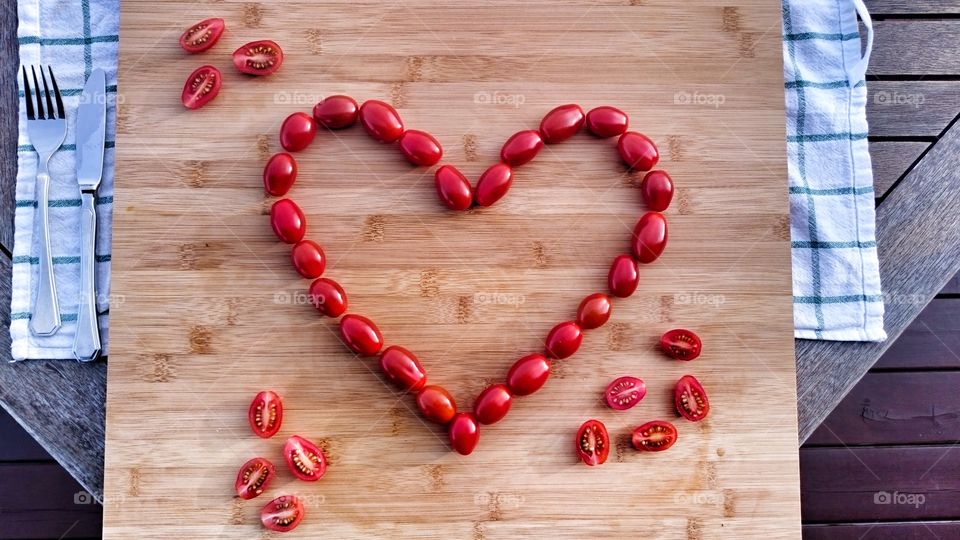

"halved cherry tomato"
[233,40,283,76]
[618,131,659,171]
[641,170,674,212]
[235,457,275,500]
[631,211,668,264]
[607,254,640,298]
[416,385,456,424]
[379,345,427,391]
[603,376,646,410]
[280,112,317,152]
[631,420,677,452]
[506,353,551,396]
[339,314,383,356]
[180,65,221,110]
[675,375,710,422]
[359,100,404,143]
[661,329,702,361]
[248,390,283,438]
[283,435,327,482]
[576,293,612,330]
[540,104,585,143]
[545,321,582,359]
[575,419,609,466]
[585,106,629,138]
[291,240,326,279]
[448,412,480,455]
[260,495,304,533]
[270,199,306,244]
[263,152,297,196]
[180,18,225,54]
[309,277,347,317]
[313,95,359,129]
[474,163,513,207]
[399,130,443,166]
[434,165,474,211]
[474,384,512,425]
[500,130,544,166]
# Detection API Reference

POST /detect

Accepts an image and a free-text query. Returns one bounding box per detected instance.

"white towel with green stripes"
[9,0,118,360]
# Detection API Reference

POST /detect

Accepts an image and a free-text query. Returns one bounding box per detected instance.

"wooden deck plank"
[869,142,928,199]
[870,21,960,76]
[941,272,960,294]
[0,463,103,539]
[873,299,960,370]
[804,522,960,539]
[0,408,51,461]
[864,0,960,15]
[0,0,16,253]
[868,81,960,138]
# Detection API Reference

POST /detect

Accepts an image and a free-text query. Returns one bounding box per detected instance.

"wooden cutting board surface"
[104,1,799,537]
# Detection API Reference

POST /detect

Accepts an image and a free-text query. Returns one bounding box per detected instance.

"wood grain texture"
[0,463,103,539]
[103,1,800,538]
[870,21,960,76]
[869,141,928,199]
[1,0,17,253]
[864,0,960,15]
[873,299,960,370]
[0,408,50,461]
[868,81,960,138]
[804,522,960,539]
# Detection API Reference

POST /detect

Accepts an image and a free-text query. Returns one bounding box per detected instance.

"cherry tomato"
[434,165,474,211]
[235,457,275,500]
[232,40,283,76]
[661,329,702,361]
[631,420,677,452]
[474,163,513,207]
[248,390,283,438]
[545,321,582,359]
[603,376,646,410]
[506,353,551,396]
[399,130,443,166]
[607,254,640,298]
[448,412,480,456]
[270,199,306,244]
[631,211,668,264]
[279,112,317,152]
[309,277,347,317]
[313,95,359,129]
[539,104,585,144]
[585,106,629,138]
[576,293,612,330]
[474,384,512,425]
[618,131,660,171]
[379,345,427,391]
[500,130,544,166]
[263,152,297,196]
[641,170,674,212]
[359,100,404,143]
[179,18,225,54]
[180,65,221,110]
[260,495,304,533]
[416,385,456,424]
[291,240,325,279]
[283,435,327,482]
[675,375,710,422]
[575,419,609,466]
[339,314,383,356]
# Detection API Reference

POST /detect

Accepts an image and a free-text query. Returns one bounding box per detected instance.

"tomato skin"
[339,314,383,356]
[313,95,359,129]
[448,412,480,455]
[180,65,221,110]
[180,18,225,54]
[416,385,457,424]
[585,106,629,138]
[291,240,326,279]
[236,457,275,500]
[500,130,544,166]
[607,254,640,298]
[576,293,612,330]
[474,384,512,425]
[641,170,674,212]
[270,199,306,244]
[232,40,283,76]
[539,104,585,144]
[283,435,328,482]
[660,329,702,361]
[379,345,427,391]
[575,419,610,466]
[434,165,474,211]
[474,163,513,207]
[359,100,404,143]
[399,130,443,166]
[603,376,646,410]
[545,321,583,359]
[279,112,317,152]
[631,420,678,452]
[675,375,710,422]
[309,278,347,317]
[506,353,551,396]
[618,132,660,171]
[248,390,283,438]
[263,152,297,196]
[631,211,668,264]
[260,495,305,533]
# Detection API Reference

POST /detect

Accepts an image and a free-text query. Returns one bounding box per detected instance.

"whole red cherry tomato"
[263,152,297,196]
[248,390,283,438]
[607,254,640,298]
[359,100,404,143]
[270,199,306,244]
[675,375,710,421]
[576,293,612,330]
[260,495,304,533]
[313,95,359,129]
[309,277,347,317]
[545,321,583,359]
[539,104,585,143]
[180,65,221,110]
[661,329,702,360]
[232,40,283,76]
[631,212,668,264]
[506,353,551,396]
[280,112,317,152]
[179,18,225,54]
[575,419,609,466]
[379,345,427,391]
[475,163,513,207]
[399,130,443,166]
[291,240,325,279]
[434,165,474,211]
[283,435,327,482]
[618,131,659,171]
[603,376,646,411]
[585,106,629,138]
[474,384,512,425]
[448,412,480,456]
[641,170,674,212]
[416,385,456,424]
[236,457,275,500]
[500,130,544,166]
[339,314,383,356]
[631,420,678,452]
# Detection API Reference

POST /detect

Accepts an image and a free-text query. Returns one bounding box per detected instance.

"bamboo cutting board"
[104,1,800,537]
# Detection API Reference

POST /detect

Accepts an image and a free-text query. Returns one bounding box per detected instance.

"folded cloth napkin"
[9,0,119,360]
[782,0,886,341]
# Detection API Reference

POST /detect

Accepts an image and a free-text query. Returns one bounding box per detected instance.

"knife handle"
[30,169,61,336]
[73,192,101,362]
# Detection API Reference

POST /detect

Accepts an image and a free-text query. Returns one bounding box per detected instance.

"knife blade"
[76,68,106,191]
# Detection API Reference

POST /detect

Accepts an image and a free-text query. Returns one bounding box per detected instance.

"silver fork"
[22,65,67,336]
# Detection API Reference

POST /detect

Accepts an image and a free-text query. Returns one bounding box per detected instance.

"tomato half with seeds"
[631,420,678,452]
[180,65,221,110]
[233,40,283,76]
[235,457,275,500]
[261,495,304,533]
[603,376,646,411]
[675,375,710,422]
[283,435,327,482]
[248,390,283,438]
[575,419,609,466]
[179,18,225,54]
[661,329,702,361]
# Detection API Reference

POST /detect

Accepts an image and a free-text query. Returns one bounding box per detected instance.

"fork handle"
[73,192,101,362]
[30,169,61,336]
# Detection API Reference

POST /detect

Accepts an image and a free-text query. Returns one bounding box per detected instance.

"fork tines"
[21,65,65,121]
